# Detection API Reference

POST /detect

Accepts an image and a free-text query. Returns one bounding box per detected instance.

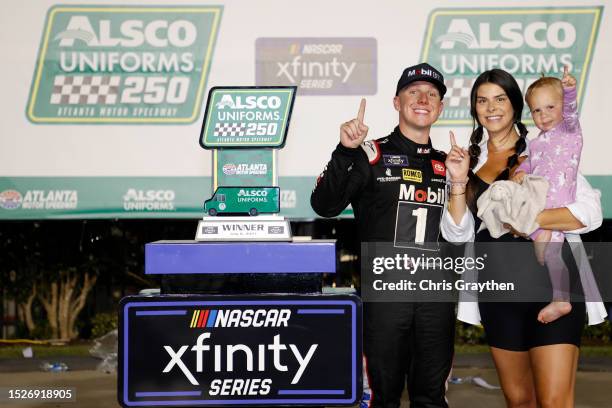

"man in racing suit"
[311,63,454,408]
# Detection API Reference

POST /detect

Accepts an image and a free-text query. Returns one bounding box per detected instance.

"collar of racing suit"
[389,126,433,156]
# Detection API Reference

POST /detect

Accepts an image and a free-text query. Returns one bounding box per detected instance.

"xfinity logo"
[121,298,359,405]
[276,56,356,83]
[383,155,409,167]
[163,333,318,386]
[256,37,377,95]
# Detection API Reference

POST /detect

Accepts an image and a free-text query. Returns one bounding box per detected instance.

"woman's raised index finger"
[357,98,366,123]
[449,130,457,147]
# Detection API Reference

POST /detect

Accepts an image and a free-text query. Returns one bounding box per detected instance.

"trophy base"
[195,215,292,241]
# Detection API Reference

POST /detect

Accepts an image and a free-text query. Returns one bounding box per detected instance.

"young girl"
[513,66,582,323]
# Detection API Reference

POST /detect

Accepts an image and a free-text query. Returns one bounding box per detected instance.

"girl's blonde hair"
[525,76,562,105]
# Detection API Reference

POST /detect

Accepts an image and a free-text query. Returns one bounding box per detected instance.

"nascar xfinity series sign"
[200,86,296,149]
[119,295,361,407]
[255,37,377,95]
[420,7,603,125]
[26,5,222,124]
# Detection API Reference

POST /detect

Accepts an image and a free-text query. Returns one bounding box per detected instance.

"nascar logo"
[190,308,291,328]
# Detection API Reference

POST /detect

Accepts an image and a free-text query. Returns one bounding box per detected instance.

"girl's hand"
[561,65,576,88]
[511,171,526,184]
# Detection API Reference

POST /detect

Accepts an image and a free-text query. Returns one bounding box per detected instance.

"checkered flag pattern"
[445,77,476,108]
[50,75,120,105]
[214,123,246,137]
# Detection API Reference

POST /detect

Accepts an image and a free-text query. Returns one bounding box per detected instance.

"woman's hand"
[535,208,585,231]
[504,206,587,238]
[503,223,528,238]
[445,131,469,182]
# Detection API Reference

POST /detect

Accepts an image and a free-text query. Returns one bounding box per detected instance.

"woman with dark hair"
[441,69,603,407]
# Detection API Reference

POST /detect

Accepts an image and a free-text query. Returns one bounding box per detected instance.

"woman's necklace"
[488,129,518,153]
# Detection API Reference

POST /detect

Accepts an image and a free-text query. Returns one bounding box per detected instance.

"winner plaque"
[196,86,297,241]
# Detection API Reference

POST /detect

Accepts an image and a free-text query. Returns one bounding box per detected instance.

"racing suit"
[311,126,454,408]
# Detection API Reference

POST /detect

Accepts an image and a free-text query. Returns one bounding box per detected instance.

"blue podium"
[145,240,337,294]
[118,239,362,407]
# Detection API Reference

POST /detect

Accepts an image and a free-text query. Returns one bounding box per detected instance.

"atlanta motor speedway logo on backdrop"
[26,5,222,124]
[0,190,23,210]
[0,190,77,210]
[420,7,603,126]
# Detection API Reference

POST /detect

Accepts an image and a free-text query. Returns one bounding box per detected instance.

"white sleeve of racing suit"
[564,173,603,234]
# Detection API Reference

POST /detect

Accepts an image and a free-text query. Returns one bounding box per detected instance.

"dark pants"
[364,302,455,408]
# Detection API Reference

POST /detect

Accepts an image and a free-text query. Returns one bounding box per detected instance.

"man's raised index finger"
[357,98,366,123]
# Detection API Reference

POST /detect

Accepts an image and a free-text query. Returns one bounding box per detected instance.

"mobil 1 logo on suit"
[119,295,361,407]
[394,185,445,251]
[394,160,447,251]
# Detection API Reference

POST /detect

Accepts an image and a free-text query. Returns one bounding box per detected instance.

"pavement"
[2,353,611,373]
[0,355,610,407]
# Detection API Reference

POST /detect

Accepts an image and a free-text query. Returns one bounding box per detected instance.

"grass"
[455,344,612,357]
[578,346,612,357]
[1,343,611,359]
[455,344,490,354]
[0,344,92,359]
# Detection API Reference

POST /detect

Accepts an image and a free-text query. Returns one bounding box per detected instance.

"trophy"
[195,86,296,241]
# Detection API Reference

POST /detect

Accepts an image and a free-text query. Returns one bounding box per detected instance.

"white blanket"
[476,175,549,238]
